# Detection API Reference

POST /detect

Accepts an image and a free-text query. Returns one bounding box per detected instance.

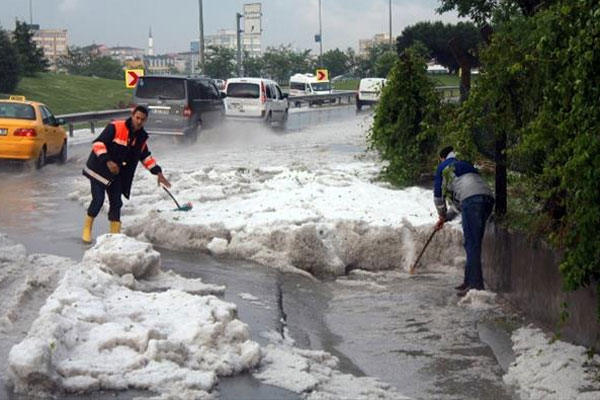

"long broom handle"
[162,186,182,209]
[409,228,437,275]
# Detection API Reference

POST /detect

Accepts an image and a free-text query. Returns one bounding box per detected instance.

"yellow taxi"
[0,96,68,168]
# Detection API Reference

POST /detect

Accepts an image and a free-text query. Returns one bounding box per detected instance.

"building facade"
[106,46,146,63]
[358,33,391,57]
[32,28,68,69]
[190,28,262,57]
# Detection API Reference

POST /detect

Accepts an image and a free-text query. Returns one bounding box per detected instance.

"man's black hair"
[439,146,454,159]
[133,105,149,116]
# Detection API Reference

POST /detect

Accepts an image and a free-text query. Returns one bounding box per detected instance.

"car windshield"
[310,82,331,92]
[227,83,259,99]
[135,77,186,100]
[0,103,36,120]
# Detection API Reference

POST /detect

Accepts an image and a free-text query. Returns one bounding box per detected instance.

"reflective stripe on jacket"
[82,118,162,199]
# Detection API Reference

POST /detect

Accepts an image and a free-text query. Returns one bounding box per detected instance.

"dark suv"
[132,75,226,142]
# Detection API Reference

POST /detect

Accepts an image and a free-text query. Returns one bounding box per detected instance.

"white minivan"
[224,78,289,124]
[289,73,334,106]
[356,78,387,110]
[289,73,333,96]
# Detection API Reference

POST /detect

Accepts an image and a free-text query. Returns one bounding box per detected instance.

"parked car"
[132,75,225,142]
[0,96,67,168]
[213,79,226,91]
[289,73,334,106]
[356,78,387,111]
[224,78,289,125]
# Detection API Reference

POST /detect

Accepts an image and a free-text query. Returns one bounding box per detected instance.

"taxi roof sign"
[9,95,26,101]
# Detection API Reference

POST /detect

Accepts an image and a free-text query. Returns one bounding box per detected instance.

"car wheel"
[356,99,362,111]
[58,141,67,164]
[35,146,46,169]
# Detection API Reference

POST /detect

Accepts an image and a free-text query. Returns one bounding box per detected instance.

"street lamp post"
[389,0,393,50]
[236,13,243,77]
[319,0,323,66]
[198,0,205,75]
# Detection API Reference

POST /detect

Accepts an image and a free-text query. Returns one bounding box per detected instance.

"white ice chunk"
[83,234,160,278]
[504,327,600,400]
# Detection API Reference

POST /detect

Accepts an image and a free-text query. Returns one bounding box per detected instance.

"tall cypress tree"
[13,20,48,76]
[0,28,21,93]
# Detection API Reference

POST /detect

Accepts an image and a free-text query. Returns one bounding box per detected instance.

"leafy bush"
[0,29,21,93]
[440,0,600,312]
[368,49,444,186]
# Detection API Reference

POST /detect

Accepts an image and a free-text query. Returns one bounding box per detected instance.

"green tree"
[12,20,48,76]
[0,28,21,93]
[321,48,349,78]
[344,47,359,76]
[438,0,600,315]
[357,43,389,77]
[242,50,264,77]
[396,21,482,72]
[204,46,236,79]
[86,56,123,80]
[368,49,443,185]
[56,46,94,75]
[374,51,397,78]
[437,0,544,25]
[262,45,315,83]
[57,45,122,80]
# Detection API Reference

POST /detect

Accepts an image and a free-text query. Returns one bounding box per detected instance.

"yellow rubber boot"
[109,221,121,234]
[82,215,94,243]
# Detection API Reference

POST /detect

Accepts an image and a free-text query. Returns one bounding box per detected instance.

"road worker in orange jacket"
[81,105,170,243]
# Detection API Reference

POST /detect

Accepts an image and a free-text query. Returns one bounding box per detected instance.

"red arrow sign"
[317,70,327,81]
[125,69,144,88]
[128,71,139,86]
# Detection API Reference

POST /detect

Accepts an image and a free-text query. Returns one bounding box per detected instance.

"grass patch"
[12,72,133,115]
[333,80,359,91]
[427,73,459,86]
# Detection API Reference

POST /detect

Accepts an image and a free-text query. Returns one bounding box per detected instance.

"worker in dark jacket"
[434,146,494,297]
[82,106,171,243]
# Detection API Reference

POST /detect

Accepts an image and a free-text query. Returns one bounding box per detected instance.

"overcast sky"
[2,0,465,54]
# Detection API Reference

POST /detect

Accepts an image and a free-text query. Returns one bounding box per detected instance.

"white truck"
[288,73,334,106]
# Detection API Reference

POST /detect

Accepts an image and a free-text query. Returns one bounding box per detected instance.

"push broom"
[409,227,437,275]
[162,186,193,211]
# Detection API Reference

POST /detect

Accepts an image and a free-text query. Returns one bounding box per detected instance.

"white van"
[356,78,387,110]
[224,78,289,124]
[289,73,334,105]
[289,73,333,96]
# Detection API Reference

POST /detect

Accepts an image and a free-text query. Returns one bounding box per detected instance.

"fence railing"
[54,85,461,135]
[288,90,356,107]
[435,85,461,103]
[57,109,131,137]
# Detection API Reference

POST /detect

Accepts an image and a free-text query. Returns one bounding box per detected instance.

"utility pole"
[29,0,33,25]
[236,13,243,77]
[198,0,205,75]
[318,0,323,66]
[389,0,393,50]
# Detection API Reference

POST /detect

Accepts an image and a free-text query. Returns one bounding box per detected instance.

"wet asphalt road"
[0,106,366,400]
[0,106,519,399]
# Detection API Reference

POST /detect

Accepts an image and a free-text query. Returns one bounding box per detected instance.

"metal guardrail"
[287,86,460,107]
[57,109,131,137]
[288,90,356,107]
[435,85,461,103]
[53,85,461,136]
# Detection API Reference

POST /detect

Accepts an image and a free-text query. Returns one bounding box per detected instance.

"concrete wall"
[483,222,600,348]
